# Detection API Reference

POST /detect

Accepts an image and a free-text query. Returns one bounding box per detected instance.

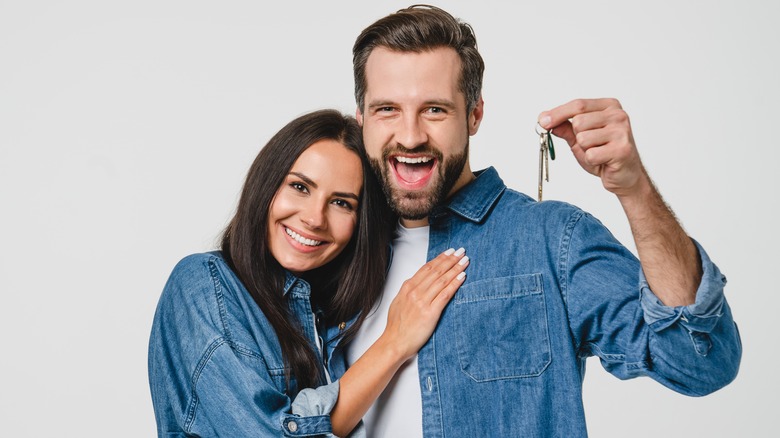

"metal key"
[536,124,555,201]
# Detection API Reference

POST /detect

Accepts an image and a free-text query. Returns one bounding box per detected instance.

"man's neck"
[400,217,429,228]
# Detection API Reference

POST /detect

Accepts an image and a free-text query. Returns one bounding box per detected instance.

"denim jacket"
[148,252,356,437]
[412,167,741,437]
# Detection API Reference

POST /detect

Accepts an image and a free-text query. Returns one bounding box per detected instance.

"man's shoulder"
[497,187,585,221]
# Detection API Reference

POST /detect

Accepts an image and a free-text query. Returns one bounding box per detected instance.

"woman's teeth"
[285,227,322,246]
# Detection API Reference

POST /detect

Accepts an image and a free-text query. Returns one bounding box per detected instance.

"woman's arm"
[330,248,469,437]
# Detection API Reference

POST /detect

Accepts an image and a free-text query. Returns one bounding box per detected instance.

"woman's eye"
[332,199,354,210]
[290,182,308,193]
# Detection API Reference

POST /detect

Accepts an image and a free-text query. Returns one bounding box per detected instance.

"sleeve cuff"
[281,381,340,437]
[640,239,727,333]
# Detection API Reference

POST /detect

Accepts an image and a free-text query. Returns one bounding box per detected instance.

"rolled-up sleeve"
[640,240,727,334]
[290,382,366,438]
[563,212,741,397]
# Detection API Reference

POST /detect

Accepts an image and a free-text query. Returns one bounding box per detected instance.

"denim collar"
[430,167,506,223]
[282,271,309,297]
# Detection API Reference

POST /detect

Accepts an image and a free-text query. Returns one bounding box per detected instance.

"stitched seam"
[184,337,228,431]
[208,257,232,341]
[559,210,584,353]
[184,338,273,431]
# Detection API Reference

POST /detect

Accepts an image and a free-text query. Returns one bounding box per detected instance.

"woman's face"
[267,139,363,275]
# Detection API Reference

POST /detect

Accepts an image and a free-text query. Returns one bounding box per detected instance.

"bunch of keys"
[536,123,555,201]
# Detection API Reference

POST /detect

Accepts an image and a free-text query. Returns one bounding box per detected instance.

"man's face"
[357,47,483,225]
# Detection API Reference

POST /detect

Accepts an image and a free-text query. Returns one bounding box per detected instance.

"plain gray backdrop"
[1,0,777,436]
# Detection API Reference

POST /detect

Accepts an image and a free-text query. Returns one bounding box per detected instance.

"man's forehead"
[364,46,464,103]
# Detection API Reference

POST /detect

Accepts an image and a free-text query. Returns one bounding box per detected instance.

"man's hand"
[538,98,647,198]
[540,97,701,307]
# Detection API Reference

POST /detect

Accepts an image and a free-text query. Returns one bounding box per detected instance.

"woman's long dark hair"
[221,109,393,391]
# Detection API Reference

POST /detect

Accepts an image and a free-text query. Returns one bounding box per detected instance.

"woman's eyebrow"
[333,191,360,201]
[289,172,317,188]
[290,171,360,200]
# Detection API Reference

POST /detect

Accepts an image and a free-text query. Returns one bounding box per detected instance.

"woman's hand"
[381,247,469,361]
[331,248,468,437]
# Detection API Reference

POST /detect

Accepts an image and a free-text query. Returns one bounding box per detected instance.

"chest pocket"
[453,273,551,382]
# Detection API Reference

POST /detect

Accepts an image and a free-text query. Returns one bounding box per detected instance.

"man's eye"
[427,107,444,114]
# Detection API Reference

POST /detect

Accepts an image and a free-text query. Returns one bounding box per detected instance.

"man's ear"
[468,97,484,136]
[356,107,364,126]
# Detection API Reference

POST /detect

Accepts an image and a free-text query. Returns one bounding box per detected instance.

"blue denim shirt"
[148,252,357,437]
[413,167,741,437]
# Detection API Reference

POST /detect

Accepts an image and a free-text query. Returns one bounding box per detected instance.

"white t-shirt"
[346,223,429,438]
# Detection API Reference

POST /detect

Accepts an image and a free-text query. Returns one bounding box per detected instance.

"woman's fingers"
[402,248,468,303]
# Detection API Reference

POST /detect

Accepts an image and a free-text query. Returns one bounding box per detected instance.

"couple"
[148,5,741,437]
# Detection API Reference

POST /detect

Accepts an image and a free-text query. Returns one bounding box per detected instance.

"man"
[345,5,741,437]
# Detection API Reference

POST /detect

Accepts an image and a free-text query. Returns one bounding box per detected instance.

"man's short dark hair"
[353,4,485,113]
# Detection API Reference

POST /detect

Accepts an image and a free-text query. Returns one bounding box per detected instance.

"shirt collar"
[282,271,309,297]
[431,167,506,223]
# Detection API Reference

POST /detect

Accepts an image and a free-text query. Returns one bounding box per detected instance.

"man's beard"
[369,141,469,221]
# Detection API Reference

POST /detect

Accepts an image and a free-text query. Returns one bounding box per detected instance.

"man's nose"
[396,114,427,150]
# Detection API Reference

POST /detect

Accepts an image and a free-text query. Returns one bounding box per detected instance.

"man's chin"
[391,192,436,220]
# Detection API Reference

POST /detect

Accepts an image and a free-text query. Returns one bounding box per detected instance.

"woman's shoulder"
[166,251,223,290]
[157,252,233,322]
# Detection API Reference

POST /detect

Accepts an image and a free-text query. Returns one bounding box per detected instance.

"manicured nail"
[444,248,455,256]
[539,115,551,128]
[454,247,465,256]
[458,256,469,266]
[456,272,466,280]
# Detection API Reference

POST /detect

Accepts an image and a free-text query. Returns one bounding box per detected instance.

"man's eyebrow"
[367,100,397,110]
[423,99,457,108]
[290,172,360,200]
[367,99,458,109]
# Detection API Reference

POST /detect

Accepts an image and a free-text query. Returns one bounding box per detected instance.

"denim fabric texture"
[410,167,741,438]
[148,252,358,437]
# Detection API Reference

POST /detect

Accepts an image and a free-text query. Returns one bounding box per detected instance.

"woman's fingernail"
[454,247,465,256]
[539,115,551,128]
[444,248,455,255]
[456,272,466,280]
[458,256,469,266]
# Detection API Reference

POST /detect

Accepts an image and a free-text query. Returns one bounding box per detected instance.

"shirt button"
[427,376,433,392]
[287,420,298,432]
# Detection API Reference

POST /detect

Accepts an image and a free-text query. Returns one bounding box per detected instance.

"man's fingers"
[548,120,576,148]
[538,98,622,132]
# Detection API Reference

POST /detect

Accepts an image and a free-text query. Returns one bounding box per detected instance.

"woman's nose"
[300,201,327,230]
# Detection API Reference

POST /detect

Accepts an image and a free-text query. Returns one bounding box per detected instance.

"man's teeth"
[395,156,432,164]
[286,228,322,246]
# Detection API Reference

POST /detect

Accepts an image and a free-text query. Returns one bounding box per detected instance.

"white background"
[1,0,777,436]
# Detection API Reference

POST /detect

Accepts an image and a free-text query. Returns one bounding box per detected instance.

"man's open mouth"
[391,155,436,188]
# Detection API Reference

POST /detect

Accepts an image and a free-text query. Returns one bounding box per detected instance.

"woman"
[148,109,469,437]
